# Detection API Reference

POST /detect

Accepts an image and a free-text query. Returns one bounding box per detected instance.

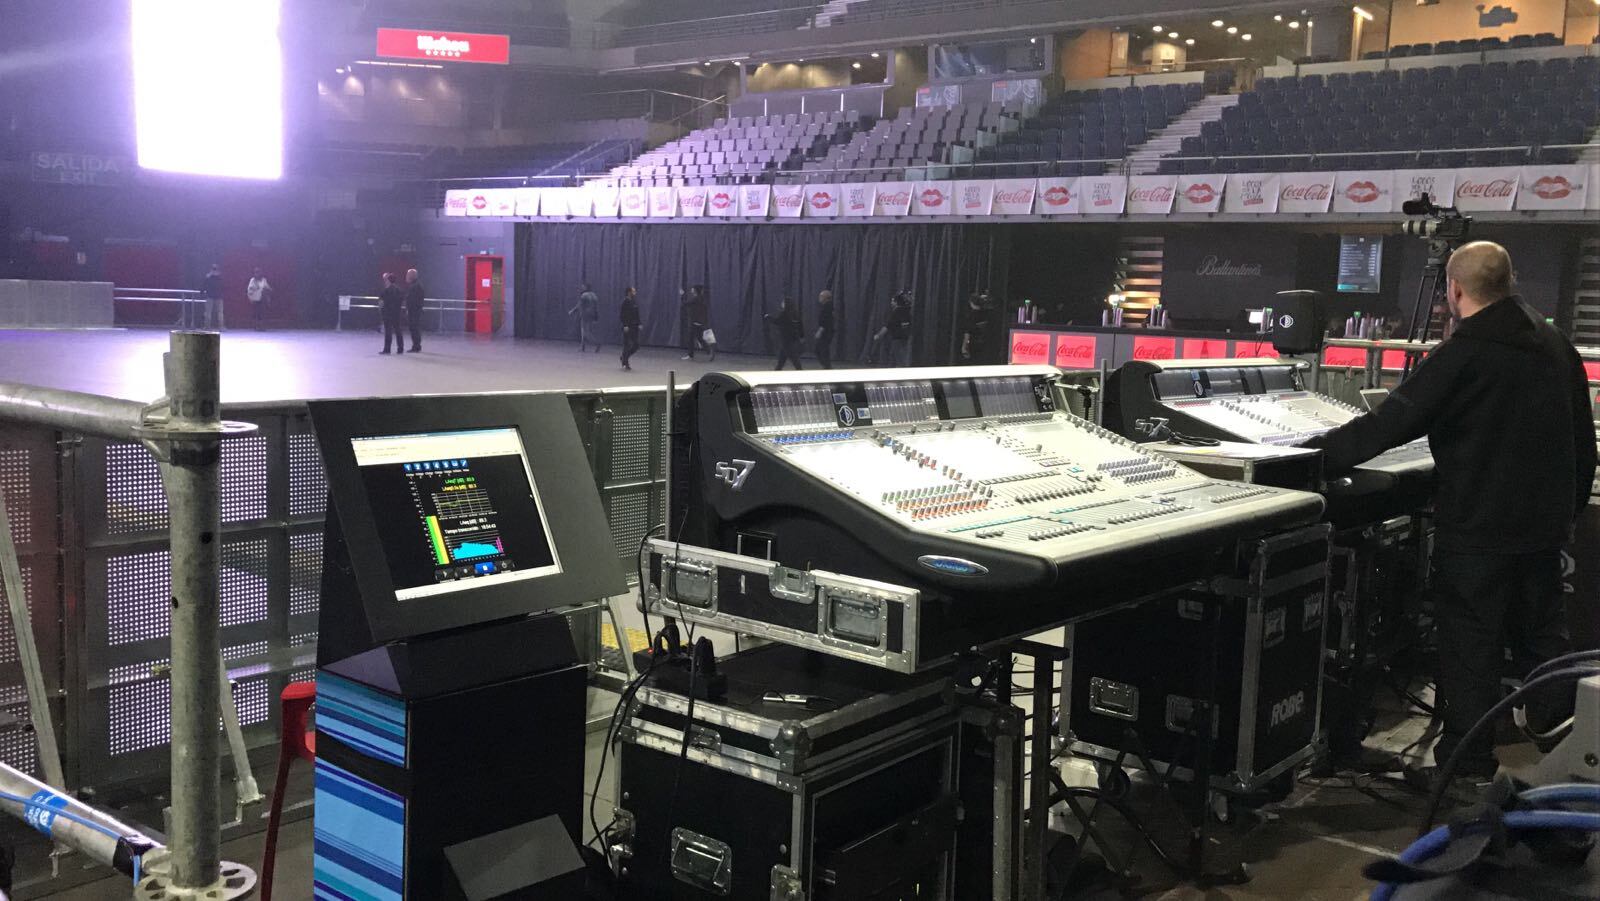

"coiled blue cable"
[1371,810,1600,901]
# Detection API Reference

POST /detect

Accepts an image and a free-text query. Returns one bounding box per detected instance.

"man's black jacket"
[1302,296,1596,554]
[404,281,425,313]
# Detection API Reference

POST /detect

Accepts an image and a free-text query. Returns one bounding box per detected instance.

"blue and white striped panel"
[313,759,405,901]
[317,673,407,766]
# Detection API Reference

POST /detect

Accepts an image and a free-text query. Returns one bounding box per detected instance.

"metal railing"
[335,295,490,331]
[113,287,209,328]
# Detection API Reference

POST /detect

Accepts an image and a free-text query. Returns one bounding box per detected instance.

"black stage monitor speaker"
[1270,290,1326,355]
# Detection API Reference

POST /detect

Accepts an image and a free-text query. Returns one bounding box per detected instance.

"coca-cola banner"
[957,180,995,216]
[1035,177,1080,215]
[1174,175,1226,214]
[648,186,677,218]
[1054,333,1099,367]
[874,184,913,216]
[1132,336,1177,361]
[1080,175,1129,215]
[1453,167,1520,212]
[1517,165,1588,211]
[804,185,841,218]
[1332,171,1395,214]
[991,179,1037,215]
[620,186,649,218]
[591,183,620,218]
[1224,173,1282,214]
[677,186,708,218]
[843,183,876,217]
[739,184,771,218]
[1394,169,1456,206]
[914,182,954,216]
[772,183,806,219]
[444,189,470,217]
[1009,331,1051,365]
[1278,172,1333,214]
[705,187,738,218]
[1127,175,1177,215]
[1232,339,1279,359]
[514,187,542,218]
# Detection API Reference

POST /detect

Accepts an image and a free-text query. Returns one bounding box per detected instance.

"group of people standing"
[575,283,918,372]
[377,269,427,355]
[195,265,272,330]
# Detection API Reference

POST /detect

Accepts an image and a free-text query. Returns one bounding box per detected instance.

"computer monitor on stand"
[308,394,624,900]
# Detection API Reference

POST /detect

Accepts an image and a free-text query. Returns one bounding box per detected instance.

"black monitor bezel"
[309,393,625,644]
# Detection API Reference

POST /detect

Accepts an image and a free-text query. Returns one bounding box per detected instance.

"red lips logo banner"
[1127,175,1177,214]
[1454,167,1520,211]
[620,187,649,217]
[1175,175,1225,213]
[470,194,488,211]
[1331,171,1395,213]
[1035,177,1080,215]
[804,188,839,218]
[914,182,953,216]
[1009,332,1050,365]
[444,190,470,217]
[707,191,735,217]
[1516,166,1587,211]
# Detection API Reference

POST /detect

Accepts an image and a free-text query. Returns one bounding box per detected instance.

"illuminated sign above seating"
[376,28,511,65]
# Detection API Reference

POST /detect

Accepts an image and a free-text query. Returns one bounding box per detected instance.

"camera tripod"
[1403,237,1459,347]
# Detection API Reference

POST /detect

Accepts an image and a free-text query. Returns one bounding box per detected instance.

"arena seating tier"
[611,112,867,184]
[1363,33,1564,59]
[972,82,1207,177]
[1160,56,1600,173]
[807,101,1019,181]
[611,0,820,45]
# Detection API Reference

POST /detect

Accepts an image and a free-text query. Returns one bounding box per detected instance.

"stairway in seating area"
[1126,94,1238,175]
[810,0,865,27]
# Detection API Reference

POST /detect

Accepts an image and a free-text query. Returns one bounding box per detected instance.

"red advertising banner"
[1174,174,1226,214]
[706,187,737,218]
[1010,331,1051,364]
[1381,349,1410,371]
[1127,175,1177,215]
[1585,361,1600,383]
[913,182,953,216]
[1322,346,1368,368]
[376,28,510,65]
[1279,173,1333,214]
[1132,336,1177,361]
[1233,340,1279,359]
[1333,171,1395,214]
[1181,338,1230,359]
[1454,166,1520,212]
[804,185,840,218]
[1517,165,1588,211]
[1053,333,1099,367]
[1035,177,1080,215]
[620,186,649,218]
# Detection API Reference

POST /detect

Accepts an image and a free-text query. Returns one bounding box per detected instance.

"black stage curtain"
[516,222,1006,365]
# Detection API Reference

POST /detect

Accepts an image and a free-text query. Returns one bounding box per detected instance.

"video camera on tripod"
[1400,193,1472,242]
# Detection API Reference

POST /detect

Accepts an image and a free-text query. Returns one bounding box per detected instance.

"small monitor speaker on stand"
[1270,290,1327,356]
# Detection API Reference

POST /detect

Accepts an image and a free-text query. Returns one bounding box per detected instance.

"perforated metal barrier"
[0,387,673,793]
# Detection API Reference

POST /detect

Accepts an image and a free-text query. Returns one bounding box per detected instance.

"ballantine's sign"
[376,28,510,64]
[1196,255,1265,277]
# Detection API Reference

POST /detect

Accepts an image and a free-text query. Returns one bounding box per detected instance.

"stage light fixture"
[1289,20,1301,29]
[1029,37,1037,43]
[1227,26,1238,34]
[852,61,862,69]
[1152,24,1163,32]
[1185,38,1195,45]
[133,0,283,179]
[870,51,881,57]
[1212,19,1224,27]
[1242,33,1253,41]
[1274,14,1283,21]
[1168,31,1179,38]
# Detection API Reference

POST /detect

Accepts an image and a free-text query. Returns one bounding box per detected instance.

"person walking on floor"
[814,290,836,369]
[1300,241,1597,791]
[404,268,426,352]
[246,268,272,329]
[767,296,804,371]
[681,285,716,361]
[620,286,642,371]
[870,290,913,366]
[202,263,225,331]
[569,282,601,352]
[378,273,407,355]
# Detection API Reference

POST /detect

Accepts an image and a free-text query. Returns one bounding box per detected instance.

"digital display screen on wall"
[132,0,284,180]
[352,428,560,601]
[1337,235,1383,294]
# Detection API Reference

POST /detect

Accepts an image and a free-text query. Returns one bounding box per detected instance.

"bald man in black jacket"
[1302,241,1597,785]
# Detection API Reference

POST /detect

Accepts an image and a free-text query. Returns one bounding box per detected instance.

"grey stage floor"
[0,329,778,403]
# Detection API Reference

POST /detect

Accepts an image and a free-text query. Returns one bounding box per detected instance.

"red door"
[464,255,502,334]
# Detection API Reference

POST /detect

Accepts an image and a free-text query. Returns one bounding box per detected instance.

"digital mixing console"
[1107,359,1435,480]
[651,366,1324,671]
